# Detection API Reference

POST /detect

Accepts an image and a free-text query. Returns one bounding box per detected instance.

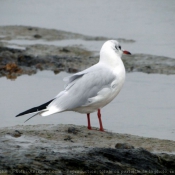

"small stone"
[10,130,22,138]
[64,136,74,142]
[33,34,42,39]
[54,68,60,74]
[68,68,78,73]
[15,145,21,148]
[28,27,33,30]
[61,48,70,52]
[115,143,135,149]
[68,127,79,134]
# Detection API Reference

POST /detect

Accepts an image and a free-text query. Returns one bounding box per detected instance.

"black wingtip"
[16,111,29,117]
[15,99,54,118]
[16,113,26,117]
[15,107,38,117]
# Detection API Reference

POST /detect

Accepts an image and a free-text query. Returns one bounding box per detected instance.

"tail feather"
[24,111,41,123]
[16,99,54,117]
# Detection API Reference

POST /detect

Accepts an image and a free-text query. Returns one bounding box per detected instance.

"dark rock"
[64,136,73,142]
[1,45,175,80]
[0,25,175,79]
[115,143,135,149]
[68,127,79,134]
[0,147,175,174]
[53,68,60,74]
[0,124,175,174]
[7,130,22,138]
[123,54,175,75]
[0,46,92,79]
[28,27,33,31]
[157,153,175,171]
[60,48,70,53]
[33,34,42,39]
[67,68,78,73]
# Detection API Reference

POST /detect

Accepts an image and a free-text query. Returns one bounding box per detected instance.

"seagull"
[16,40,131,131]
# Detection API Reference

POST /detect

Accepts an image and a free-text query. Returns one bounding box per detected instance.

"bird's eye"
[115,45,121,50]
[115,46,118,50]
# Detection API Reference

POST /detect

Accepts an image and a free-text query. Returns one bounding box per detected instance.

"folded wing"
[42,63,116,116]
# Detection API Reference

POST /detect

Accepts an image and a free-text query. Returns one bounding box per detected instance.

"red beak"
[123,50,131,55]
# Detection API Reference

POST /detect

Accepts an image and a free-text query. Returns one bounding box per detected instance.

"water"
[1,71,175,140]
[0,0,175,57]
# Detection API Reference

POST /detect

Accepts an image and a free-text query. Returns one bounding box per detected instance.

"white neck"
[99,48,124,70]
[98,40,126,85]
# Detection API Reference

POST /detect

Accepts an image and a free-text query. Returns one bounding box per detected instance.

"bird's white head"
[99,40,131,67]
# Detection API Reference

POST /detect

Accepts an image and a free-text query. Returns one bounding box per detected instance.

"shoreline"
[1,124,175,153]
[0,124,175,174]
[1,25,175,173]
[0,25,175,80]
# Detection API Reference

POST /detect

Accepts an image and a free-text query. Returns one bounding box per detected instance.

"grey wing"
[63,63,99,90]
[49,64,116,111]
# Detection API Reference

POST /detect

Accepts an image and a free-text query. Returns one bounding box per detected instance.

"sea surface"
[0,0,175,57]
[1,71,175,140]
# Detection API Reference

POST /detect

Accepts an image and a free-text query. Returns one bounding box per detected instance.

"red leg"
[97,109,104,131]
[87,113,92,130]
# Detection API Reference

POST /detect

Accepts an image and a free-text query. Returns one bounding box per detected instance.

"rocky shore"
[0,124,175,175]
[0,26,175,79]
[1,26,175,174]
